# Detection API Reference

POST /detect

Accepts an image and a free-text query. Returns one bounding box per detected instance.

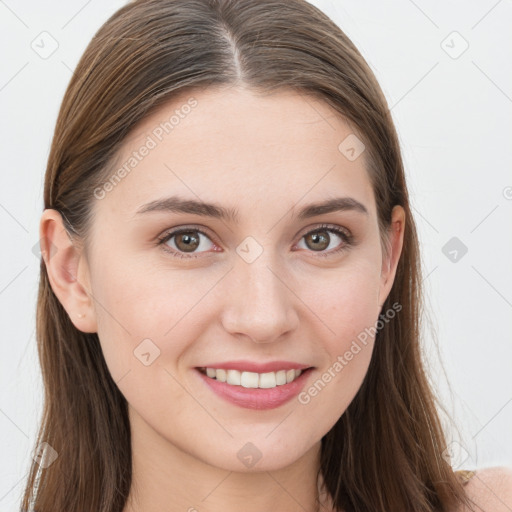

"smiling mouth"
[196,366,314,389]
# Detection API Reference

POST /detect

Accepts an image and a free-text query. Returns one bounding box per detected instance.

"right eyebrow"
[135,195,239,222]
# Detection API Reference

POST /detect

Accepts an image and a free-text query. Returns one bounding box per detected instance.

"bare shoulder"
[456,466,512,512]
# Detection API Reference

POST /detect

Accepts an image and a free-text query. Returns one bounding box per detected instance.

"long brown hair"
[22,0,476,510]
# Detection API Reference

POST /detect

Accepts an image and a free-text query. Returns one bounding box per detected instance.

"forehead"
[94,86,376,221]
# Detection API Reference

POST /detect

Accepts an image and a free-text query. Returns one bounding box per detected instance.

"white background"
[1,1,511,509]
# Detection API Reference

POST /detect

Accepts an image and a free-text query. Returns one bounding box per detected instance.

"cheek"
[295,257,382,400]
[88,260,199,433]
[298,254,382,343]
[88,253,216,380]
[326,278,381,346]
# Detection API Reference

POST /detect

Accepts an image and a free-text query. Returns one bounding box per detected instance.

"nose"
[219,254,299,344]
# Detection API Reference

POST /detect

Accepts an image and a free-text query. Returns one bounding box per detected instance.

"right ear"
[39,209,97,333]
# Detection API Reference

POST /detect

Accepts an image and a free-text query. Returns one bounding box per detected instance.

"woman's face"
[48,87,404,472]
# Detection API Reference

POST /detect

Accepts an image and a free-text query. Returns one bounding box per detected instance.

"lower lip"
[195,368,313,410]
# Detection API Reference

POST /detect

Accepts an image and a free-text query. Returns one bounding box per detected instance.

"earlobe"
[378,205,406,309]
[39,209,97,333]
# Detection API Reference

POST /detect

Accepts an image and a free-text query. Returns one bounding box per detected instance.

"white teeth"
[201,367,305,388]
[226,369,241,385]
[240,371,259,388]
[259,372,276,388]
[216,369,227,382]
[275,370,287,385]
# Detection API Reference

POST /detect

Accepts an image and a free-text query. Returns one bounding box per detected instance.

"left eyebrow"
[296,196,369,219]
[134,195,369,222]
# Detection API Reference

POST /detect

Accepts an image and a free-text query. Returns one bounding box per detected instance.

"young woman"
[23,0,512,510]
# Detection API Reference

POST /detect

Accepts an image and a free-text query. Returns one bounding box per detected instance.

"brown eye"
[158,227,215,258]
[174,231,201,253]
[304,230,330,251]
[296,225,352,257]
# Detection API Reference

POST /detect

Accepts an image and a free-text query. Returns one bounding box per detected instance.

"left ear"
[378,205,406,310]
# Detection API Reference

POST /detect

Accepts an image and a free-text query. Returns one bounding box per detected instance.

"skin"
[458,467,512,512]
[41,86,406,512]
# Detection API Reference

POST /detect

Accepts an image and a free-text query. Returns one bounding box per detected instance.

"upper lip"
[196,360,313,373]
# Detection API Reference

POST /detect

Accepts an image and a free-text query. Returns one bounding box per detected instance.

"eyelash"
[156,223,354,260]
